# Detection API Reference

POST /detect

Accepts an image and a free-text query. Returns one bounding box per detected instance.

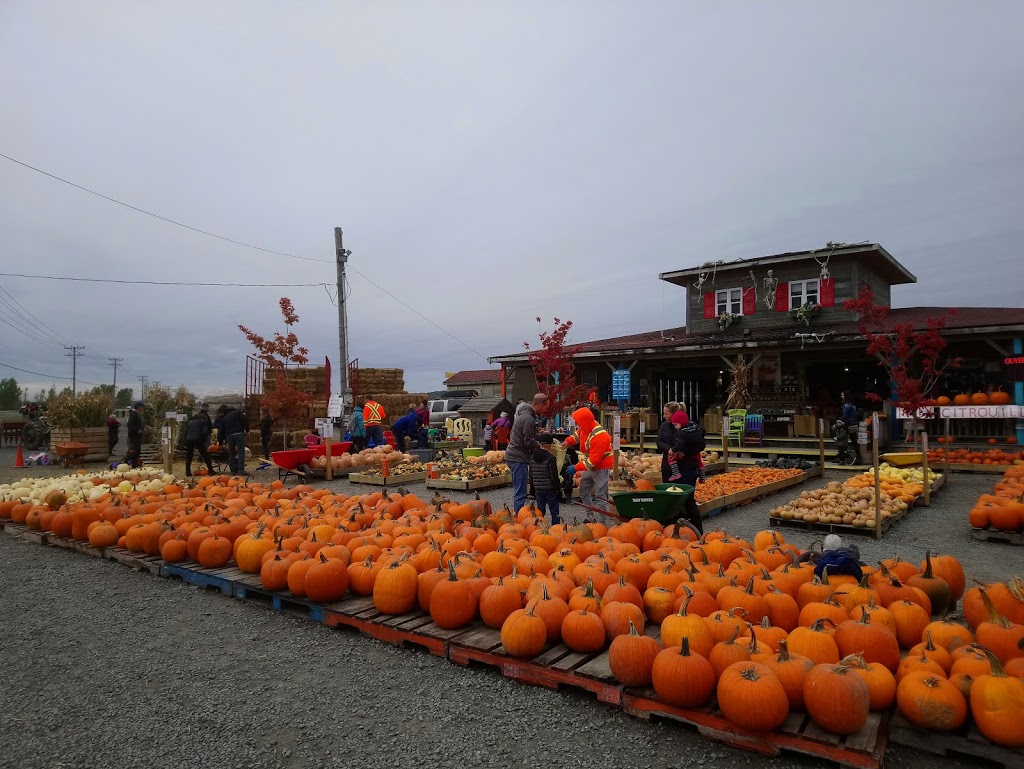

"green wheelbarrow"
[607,483,695,523]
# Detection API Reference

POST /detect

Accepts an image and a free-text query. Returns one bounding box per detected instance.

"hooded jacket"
[570,407,614,473]
[504,402,538,464]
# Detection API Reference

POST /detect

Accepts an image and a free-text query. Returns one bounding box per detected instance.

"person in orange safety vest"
[563,406,613,513]
[363,395,386,447]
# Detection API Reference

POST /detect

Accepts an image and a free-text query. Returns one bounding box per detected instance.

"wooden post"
[163,416,173,474]
[818,418,826,474]
[721,415,729,471]
[921,431,930,507]
[872,412,882,541]
[638,421,645,454]
[325,437,334,481]
[944,416,951,477]
[612,448,620,481]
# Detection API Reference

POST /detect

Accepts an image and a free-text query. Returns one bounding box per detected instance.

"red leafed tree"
[524,317,585,418]
[843,287,960,440]
[239,298,312,449]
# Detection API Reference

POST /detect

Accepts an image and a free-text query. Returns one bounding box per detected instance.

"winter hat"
[671,411,689,427]
[823,534,843,551]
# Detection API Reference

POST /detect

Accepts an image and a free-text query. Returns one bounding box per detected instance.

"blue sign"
[612,368,631,399]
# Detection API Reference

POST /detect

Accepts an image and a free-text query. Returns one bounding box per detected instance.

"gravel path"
[1,448,1020,768]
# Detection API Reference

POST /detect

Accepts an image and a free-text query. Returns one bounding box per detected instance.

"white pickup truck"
[427,397,470,425]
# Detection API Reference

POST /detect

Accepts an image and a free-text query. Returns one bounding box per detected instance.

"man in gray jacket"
[504,393,549,513]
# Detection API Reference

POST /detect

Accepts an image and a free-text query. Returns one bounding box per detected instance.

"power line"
[0,152,330,264]
[347,267,489,361]
[0,284,77,346]
[1,151,489,361]
[0,359,100,385]
[64,346,85,396]
[0,272,331,288]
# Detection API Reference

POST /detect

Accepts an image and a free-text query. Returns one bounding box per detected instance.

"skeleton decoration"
[692,260,724,293]
[763,269,778,309]
[794,331,834,349]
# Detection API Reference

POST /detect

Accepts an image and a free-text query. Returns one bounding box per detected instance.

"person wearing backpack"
[667,409,706,533]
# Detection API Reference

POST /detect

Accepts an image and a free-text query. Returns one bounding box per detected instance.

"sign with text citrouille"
[897,405,1024,420]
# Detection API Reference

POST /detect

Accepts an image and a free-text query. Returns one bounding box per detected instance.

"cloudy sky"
[2,2,1022,399]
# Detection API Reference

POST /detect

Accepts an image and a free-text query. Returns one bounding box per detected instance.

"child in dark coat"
[529,434,562,525]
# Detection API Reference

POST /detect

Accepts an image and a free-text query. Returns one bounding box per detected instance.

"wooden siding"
[685,254,892,335]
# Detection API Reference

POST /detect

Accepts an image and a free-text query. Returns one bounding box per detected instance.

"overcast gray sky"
[2,2,1022,398]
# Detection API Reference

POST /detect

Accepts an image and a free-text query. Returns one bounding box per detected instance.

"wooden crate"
[769,473,946,538]
[50,427,109,462]
[348,471,427,486]
[697,466,822,518]
[425,474,512,491]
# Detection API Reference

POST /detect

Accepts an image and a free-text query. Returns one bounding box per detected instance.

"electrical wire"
[0,285,77,346]
[0,272,331,288]
[0,151,491,361]
[0,152,330,264]
[346,267,489,362]
[0,359,100,385]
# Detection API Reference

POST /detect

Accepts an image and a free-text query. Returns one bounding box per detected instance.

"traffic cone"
[14,443,25,468]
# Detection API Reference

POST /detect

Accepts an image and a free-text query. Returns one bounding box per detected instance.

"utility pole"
[109,357,123,392]
[335,227,352,418]
[138,375,148,402]
[64,346,85,396]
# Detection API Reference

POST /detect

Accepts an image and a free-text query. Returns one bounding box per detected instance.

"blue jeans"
[227,432,246,475]
[536,490,560,525]
[509,461,529,513]
[365,424,384,447]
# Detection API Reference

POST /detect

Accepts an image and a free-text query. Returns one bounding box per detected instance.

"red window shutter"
[742,286,756,316]
[775,281,789,311]
[820,278,835,307]
[703,292,715,318]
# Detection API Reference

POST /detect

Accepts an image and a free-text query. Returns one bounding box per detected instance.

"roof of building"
[489,306,1024,363]
[443,369,505,386]
[458,396,512,414]
[659,243,917,287]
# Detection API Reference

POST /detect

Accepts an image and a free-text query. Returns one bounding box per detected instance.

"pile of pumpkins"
[936,390,1014,406]
[0,467,173,507]
[769,481,909,528]
[619,450,720,481]
[3,477,1022,747]
[310,445,416,471]
[465,451,507,466]
[969,466,1024,533]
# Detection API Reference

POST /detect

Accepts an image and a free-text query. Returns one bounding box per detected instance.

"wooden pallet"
[888,712,1023,768]
[106,548,163,575]
[697,466,823,518]
[970,527,1024,546]
[425,474,512,491]
[161,562,236,594]
[348,472,427,486]
[44,533,108,559]
[447,623,624,704]
[934,462,1015,474]
[231,573,326,622]
[320,597,453,656]
[622,695,885,769]
[2,522,48,545]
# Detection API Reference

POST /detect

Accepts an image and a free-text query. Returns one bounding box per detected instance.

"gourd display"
[5,471,1023,747]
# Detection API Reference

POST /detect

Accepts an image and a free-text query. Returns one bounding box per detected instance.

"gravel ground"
[0,447,1020,769]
